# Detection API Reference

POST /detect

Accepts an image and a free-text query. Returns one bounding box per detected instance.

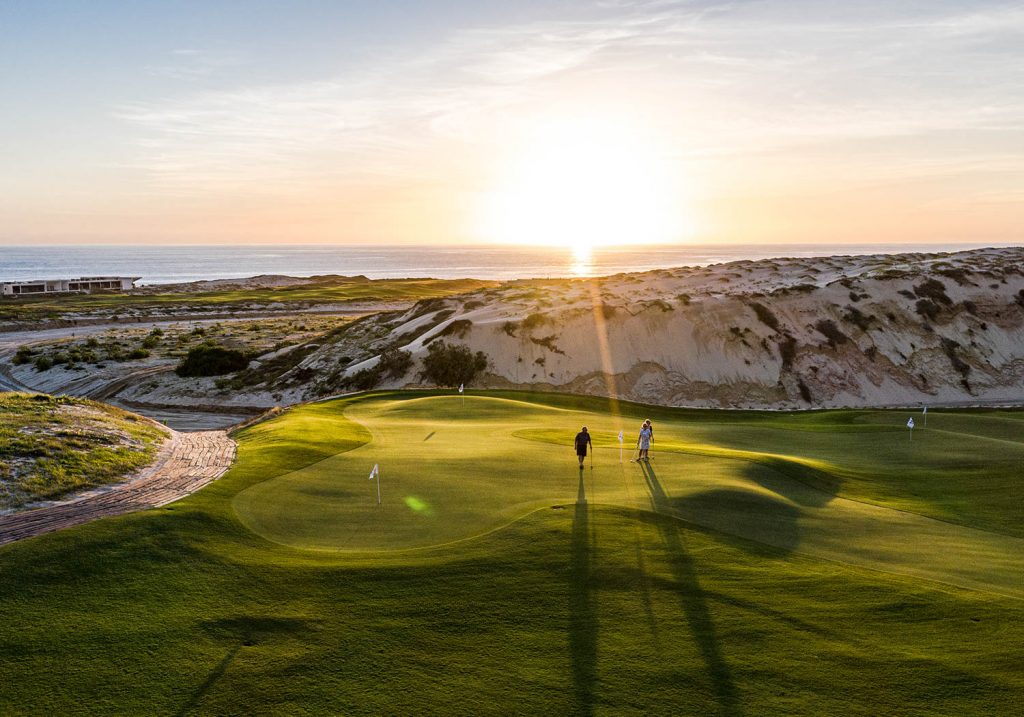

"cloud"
[114,1,1024,192]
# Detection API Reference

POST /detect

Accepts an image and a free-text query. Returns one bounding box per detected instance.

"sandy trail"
[0,431,235,546]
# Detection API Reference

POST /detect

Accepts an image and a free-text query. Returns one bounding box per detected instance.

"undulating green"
[1,391,1021,715]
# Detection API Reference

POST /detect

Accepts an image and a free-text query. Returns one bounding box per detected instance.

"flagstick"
[376,468,382,505]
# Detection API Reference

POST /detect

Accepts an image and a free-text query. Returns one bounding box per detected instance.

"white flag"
[907,418,915,429]
[618,430,623,443]
[458,383,464,394]
[923,406,927,414]
[369,464,379,480]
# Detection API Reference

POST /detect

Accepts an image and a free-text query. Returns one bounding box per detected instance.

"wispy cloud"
[115,1,1024,192]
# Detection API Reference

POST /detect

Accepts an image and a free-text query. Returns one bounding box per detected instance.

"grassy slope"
[1,392,1022,715]
[0,393,167,509]
[0,277,495,320]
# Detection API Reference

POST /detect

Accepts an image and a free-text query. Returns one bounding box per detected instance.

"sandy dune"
[322,247,1024,408]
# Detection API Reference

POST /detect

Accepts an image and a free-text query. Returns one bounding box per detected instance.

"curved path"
[0,431,236,546]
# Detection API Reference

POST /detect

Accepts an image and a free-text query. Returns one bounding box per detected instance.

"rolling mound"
[0,393,169,510]
[278,246,1024,408]
[3,390,1024,714]
[231,393,1024,598]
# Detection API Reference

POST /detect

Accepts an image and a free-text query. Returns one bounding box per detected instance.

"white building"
[0,276,140,296]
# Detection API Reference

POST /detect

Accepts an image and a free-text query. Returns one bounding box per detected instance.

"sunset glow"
[476,118,688,253]
[1,2,1022,247]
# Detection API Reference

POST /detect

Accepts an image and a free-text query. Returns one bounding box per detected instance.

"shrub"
[84,337,99,348]
[777,335,797,370]
[842,306,875,332]
[530,335,565,355]
[128,348,151,360]
[175,344,249,377]
[346,367,382,391]
[522,313,546,330]
[797,378,812,402]
[962,300,978,316]
[914,278,952,306]
[935,267,971,286]
[501,321,518,337]
[940,338,971,379]
[1016,289,1024,309]
[12,346,34,365]
[438,319,473,339]
[677,293,691,306]
[748,302,780,332]
[377,348,413,379]
[34,356,54,371]
[421,342,488,387]
[814,320,849,348]
[915,299,940,321]
[141,335,160,349]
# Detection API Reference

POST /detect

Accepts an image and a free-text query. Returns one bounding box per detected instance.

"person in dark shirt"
[574,426,593,469]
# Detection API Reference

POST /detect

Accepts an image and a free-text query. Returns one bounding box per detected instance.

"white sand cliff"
[7,247,1022,414]
[315,247,1024,408]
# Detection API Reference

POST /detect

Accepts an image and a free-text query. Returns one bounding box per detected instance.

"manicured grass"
[1,391,1022,715]
[0,393,167,509]
[0,277,495,321]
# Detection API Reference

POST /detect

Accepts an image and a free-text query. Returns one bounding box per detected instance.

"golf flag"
[907,418,915,429]
[618,430,623,443]
[458,383,464,394]
[922,406,927,414]
[369,464,381,504]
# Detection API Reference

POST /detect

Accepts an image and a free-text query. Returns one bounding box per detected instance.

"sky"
[1,0,1022,247]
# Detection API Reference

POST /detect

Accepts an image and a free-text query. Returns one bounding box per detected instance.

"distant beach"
[0,242,1016,285]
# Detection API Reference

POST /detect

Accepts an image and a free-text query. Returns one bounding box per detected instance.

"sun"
[476,117,688,254]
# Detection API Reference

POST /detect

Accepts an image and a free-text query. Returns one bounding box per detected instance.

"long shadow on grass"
[175,616,314,716]
[639,461,743,717]
[174,644,241,717]
[570,471,598,717]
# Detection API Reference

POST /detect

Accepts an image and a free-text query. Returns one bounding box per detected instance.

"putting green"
[5,390,1024,715]
[233,394,1024,597]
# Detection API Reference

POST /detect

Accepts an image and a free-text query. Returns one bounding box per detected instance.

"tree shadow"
[570,471,598,716]
[738,459,838,509]
[631,525,663,654]
[639,461,743,717]
[667,488,802,554]
[175,616,315,716]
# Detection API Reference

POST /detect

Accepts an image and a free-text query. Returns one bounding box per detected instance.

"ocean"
[0,242,1013,286]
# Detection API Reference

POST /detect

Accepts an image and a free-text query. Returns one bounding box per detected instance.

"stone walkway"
[0,431,236,546]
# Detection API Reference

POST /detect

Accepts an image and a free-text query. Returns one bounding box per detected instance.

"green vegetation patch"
[1,393,1023,714]
[0,277,496,322]
[0,393,167,509]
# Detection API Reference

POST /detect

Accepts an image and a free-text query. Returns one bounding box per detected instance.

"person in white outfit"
[637,423,653,461]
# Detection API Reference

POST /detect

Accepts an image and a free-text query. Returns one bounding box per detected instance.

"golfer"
[574,426,593,469]
[637,422,653,461]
